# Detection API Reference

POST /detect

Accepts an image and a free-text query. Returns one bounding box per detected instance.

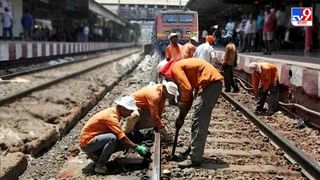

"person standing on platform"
[171,58,223,168]
[248,62,279,115]
[2,7,13,40]
[222,35,239,93]
[194,35,217,64]
[21,10,33,41]
[241,13,256,53]
[263,5,276,55]
[79,96,150,174]
[125,81,180,142]
[83,25,90,42]
[181,36,198,59]
[255,10,265,52]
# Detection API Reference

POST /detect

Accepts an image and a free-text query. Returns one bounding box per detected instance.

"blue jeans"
[81,133,122,164]
[256,85,279,113]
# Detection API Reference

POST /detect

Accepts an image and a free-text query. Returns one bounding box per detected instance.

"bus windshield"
[179,14,193,23]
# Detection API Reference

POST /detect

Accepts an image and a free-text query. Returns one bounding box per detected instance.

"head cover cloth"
[114,96,138,111]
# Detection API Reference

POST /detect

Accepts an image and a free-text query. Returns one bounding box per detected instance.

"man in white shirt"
[83,25,89,42]
[193,35,216,64]
[2,7,13,40]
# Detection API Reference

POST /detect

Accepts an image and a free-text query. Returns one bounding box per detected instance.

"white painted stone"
[37,43,41,57]
[0,43,9,61]
[46,43,50,56]
[290,65,303,87]
[27,43,32,58]
[60,43,63,54]
[15,43,22,59]
[66,43,69,54]
[53,43,57,55]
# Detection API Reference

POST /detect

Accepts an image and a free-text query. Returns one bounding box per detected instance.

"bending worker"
[79,96,150,174]
[171,58,223,168]
[125,81,180,142]
[248,62,279,115]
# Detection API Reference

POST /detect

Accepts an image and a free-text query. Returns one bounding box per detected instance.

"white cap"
[163,80,179,103]
[248,62,261,73]
[157,60,168,72]
[114,96,138,111]
[190,36,198,43]
[168,32,178,40]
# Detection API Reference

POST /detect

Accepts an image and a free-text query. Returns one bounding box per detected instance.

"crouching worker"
[248,62,279,115]
[125,81,180,142]
[79,96,150,174]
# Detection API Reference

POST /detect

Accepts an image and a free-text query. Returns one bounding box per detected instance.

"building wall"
[0,0,23,38]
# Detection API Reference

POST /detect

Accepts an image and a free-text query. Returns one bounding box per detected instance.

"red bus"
[153,10,199,54]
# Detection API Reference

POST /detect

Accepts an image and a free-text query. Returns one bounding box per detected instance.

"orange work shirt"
[131,84,166,129]
[252,62,279,95]
[165,43,183,61]
[181,42,196,59]
[79,107,126,148]
[171,58,224,103]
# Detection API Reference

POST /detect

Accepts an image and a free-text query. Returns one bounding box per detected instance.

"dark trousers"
[254,29,263,51]
[2,26,13,40]
[223,65,239,92]
[256,85,279,113]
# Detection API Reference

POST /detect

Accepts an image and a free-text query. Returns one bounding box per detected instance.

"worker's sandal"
[94,163,109,174]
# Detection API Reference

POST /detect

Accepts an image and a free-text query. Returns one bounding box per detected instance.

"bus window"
[163,14,177,23]
[179,14,193,23]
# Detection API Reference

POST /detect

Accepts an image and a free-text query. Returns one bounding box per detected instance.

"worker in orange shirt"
[165,32,183,61]
[79,96,150,174]
[125,81,179,142]
[181,36,198,59]
[171,58,224,168]
[248,62,279,115]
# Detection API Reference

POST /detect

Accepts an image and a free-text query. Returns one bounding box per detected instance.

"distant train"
[153,10,199,56]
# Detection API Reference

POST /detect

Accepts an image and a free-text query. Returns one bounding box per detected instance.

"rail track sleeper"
[0,50,141,106]
[222,92,320,179]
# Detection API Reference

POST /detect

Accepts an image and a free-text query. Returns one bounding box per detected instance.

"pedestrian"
[254,10,265,52]
[165,32,182,62]
[201,29,208,43]
[79,96,150,174]
[181,36,198,59]
[125,81,180,142]
[158,33,183,80]
[193,35,216,64]
[238,15,247,50]
[2,7,13,40]
[248,62,279,115]
[241,13,256,52]
[223,35,239,93]
[21,10,33,41]
[275,6,286,51]
[83,25,89,42]
[171,58,223,168]
[263,5,276,55]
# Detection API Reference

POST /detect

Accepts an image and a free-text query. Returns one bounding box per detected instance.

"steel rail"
[0,49,142,106]
[151,132,161,180]
[0,47,138,80]
[222,91,320,179]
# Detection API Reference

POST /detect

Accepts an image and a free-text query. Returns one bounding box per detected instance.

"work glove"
[135,144,149,157]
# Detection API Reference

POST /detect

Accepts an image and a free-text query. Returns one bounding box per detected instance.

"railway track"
[0,48,141,106]
[3,50,319,179]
